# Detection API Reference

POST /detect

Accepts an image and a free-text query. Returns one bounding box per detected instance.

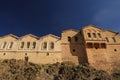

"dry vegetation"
[0,59,119,80]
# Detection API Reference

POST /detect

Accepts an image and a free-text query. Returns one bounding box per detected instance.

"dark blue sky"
[0,0,120,37]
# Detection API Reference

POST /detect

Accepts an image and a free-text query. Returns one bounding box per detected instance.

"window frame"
[7,42,13,49]
[98,33,102,38]
[27,42,30,48]
[93,33,97,38]
[101,43,106,48]
[49,42,54,50]
[68,36,71,42]
[75,36,78,42]
[112,37,116,42]
[20,42,24,49]
[87,33,91,38]
[94,43,100,49]
[105,37,109,42]
[86,42,93,48]
[42,42,47,50]
[32,42,36,49]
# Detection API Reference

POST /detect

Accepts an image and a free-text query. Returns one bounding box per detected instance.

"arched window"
[10,42,13,48]
[93,33,96,38]
[42,42,47,50]
[98,33,102,38]
[112,37,116,42]
[27,42,30,48]
[87,33,91,38]
[8,42,13,49]
[3,42,7,49]
[105,37,109,42]
[20,42,24,48]
[0,42,7,49]
[68,36,71,42]
[32,42,36,49]
[50,42,54,49]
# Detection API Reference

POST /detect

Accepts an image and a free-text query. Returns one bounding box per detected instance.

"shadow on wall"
[69,32,88,64]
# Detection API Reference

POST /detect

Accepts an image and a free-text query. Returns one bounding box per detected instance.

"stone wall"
[0,25,120,73]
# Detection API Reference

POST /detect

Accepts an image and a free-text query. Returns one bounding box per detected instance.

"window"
[68,36,71,42]
[98,33,102,38]
[20,42,24,48]
[105,37,109,42]
[93,33,96,38]
[87,33,91,38]
[112,37,116,42]
[3,42,7,49]
[101,43,106,48]
[27,42,30,48]
[86,43,93,48]
[50,42,54,49]
[32,42,36,49]
[94,43,100,49]
[42,42,47,50]
[75,36,78,42]
[0,42,7,49]
[9,42,13,48]
[8,42,13,49]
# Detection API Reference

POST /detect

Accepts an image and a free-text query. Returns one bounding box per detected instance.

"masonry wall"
[0,34,62,64]
[82,25,109,71]
[61,29,88,64]
[103,30,120,72]
[0,25,120,73]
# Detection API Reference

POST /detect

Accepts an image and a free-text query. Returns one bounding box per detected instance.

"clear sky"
[0,0,120,37]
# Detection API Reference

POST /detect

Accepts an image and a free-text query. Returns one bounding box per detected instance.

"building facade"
[0,25,120,72]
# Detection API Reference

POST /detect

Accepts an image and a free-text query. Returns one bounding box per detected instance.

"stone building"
[0,25,120,72]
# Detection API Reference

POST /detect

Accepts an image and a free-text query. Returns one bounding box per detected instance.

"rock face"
[0,59,119,80]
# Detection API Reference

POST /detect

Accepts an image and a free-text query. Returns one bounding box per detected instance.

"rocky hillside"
[0,59,119,80]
